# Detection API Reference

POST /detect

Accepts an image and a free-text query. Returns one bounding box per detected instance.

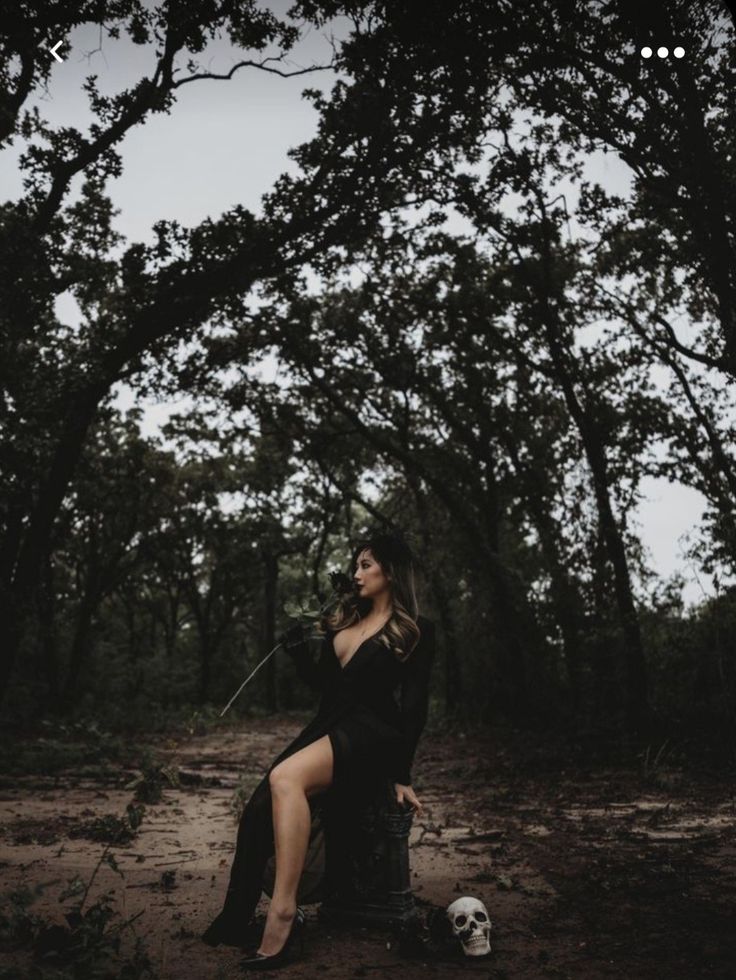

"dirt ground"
[1,717,735,979]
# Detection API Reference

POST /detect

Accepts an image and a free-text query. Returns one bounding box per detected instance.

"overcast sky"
[2,6,715,605]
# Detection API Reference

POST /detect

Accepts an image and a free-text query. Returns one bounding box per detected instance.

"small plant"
[187,709,207,736]
[158,870,177,892]
[0,882,47,946]
[0,847,157,978]
[640,738,670,777]
[126,748,180,804]
[126,801,145,831]
[68,803,146,846]
[185,704,221,736]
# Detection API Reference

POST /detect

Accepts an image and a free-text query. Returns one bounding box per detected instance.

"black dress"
[201,615,436,948]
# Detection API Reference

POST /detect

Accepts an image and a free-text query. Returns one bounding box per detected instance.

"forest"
[2,3,736,978]
[3,0,735,755]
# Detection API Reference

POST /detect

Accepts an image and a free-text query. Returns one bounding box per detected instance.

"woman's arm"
[280,623,322,691]
[391,618,436,786]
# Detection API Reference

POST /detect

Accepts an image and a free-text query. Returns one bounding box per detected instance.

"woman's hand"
[279,623,306,653]
[394,782,424,816]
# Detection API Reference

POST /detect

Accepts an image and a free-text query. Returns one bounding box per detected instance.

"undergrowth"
[0,845,157,979]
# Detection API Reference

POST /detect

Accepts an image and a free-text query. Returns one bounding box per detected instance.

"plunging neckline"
[331,622,388,671]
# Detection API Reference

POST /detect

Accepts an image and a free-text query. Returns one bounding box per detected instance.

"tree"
[0,0,517,701]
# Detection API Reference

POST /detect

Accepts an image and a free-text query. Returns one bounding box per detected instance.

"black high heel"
[239,911,306,971]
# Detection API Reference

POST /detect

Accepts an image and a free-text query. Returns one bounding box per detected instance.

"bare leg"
[259,734,334,955]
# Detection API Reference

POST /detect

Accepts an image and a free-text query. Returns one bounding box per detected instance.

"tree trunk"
[480,492,529,720]
[262,551,279,713]
[63,589,99,708]
[407,481,462,715]
[535,217,650,733]
[36,555,60,711]
[199,636,212,706]
[502,437,583,713]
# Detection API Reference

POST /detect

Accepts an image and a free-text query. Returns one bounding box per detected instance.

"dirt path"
[1,718,734,978]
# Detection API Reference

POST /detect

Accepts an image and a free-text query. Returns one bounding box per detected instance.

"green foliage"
[283,597,322,622]
[638,739,682,790]
[126,802,145,832]
[0,883,47,947]
[1,1,735,757]
[125,749,179,804]
[157,870,177,893]
[0,849,156,979]
[68,804,145,846]
[192,704,233,733]
[0,719,124,778]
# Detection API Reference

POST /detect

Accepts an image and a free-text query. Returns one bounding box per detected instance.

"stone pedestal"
[318,779,418,928]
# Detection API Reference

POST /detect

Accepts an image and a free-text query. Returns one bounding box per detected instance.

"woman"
[201,531,435,970]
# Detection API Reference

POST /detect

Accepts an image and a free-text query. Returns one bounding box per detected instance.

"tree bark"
[36,555,60,711]
[62,588,99,707]
[406,478,462,715]
[502,436,584,713]
[530,207,650,734]
[262,551,279,713]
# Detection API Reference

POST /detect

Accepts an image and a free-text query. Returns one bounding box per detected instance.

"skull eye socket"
[455,914,467,927]
[475,911,488,922]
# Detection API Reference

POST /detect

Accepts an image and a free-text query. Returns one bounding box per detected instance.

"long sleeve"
[281,623,322,692]
[391,618,436,786]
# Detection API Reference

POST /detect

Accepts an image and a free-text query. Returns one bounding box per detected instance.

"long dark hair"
[324,531,421,661]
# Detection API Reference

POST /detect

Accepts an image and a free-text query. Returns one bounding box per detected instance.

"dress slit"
[201,616,435,948]
[327,726,351,784]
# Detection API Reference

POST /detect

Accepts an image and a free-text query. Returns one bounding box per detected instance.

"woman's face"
[353,549,390,601]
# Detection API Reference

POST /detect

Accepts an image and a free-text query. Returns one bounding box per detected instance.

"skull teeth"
[463,936,491,953]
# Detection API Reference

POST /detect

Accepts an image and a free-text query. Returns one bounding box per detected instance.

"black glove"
[279,622,307,654]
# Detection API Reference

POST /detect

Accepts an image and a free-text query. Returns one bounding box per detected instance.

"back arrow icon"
[49,40,65,63]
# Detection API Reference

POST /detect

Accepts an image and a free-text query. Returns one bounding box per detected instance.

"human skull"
[446,896,492,957]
